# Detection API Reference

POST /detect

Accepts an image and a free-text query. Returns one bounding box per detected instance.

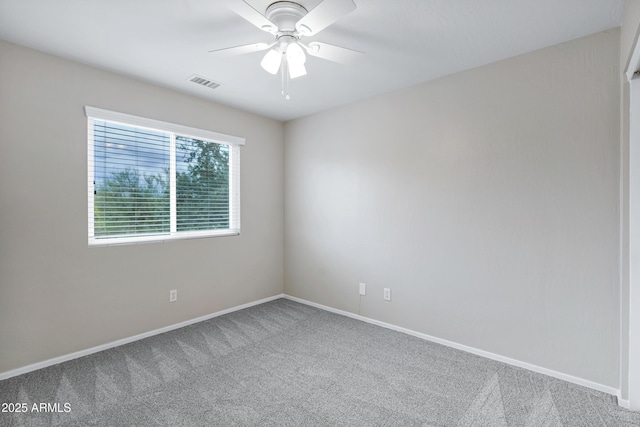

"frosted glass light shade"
[286,43,307,79]
[288,61,307,79]
[260,49,282,75]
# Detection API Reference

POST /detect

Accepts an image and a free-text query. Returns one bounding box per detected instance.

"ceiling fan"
[210,0,362,99]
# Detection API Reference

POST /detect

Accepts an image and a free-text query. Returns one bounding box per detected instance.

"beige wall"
[0,40,284,374]
[284,30,621,388]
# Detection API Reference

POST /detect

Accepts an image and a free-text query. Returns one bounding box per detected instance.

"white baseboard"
[1,292,626,410]
[283,295,622,400]
[0,294,284,381]
[619,398,631,409]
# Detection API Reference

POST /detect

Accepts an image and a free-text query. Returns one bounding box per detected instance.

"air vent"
[188,75,221,89]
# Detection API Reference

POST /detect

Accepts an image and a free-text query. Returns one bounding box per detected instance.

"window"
[86,107,244,246]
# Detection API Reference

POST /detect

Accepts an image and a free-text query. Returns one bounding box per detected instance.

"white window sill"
[88,229,240,247]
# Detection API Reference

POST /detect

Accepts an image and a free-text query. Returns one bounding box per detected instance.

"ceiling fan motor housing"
[266,2,308,33]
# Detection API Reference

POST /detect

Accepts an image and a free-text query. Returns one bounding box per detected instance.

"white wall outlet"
[169,289,177,303]
[359,282,366,296]
[384,288,391,301]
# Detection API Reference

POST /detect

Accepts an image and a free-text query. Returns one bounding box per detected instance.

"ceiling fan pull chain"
[286,72,291,101]
[281,57,285,97]
[283,57,291,100]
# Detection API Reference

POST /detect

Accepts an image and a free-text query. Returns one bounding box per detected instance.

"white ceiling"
[0,0,626,121]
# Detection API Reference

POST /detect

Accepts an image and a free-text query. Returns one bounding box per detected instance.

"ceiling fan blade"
[304,42,363,64]
[295,0,356,36]
[229,0,278,34]
[209,42,274,57]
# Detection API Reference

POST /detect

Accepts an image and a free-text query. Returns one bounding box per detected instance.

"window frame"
[85,106,244,247]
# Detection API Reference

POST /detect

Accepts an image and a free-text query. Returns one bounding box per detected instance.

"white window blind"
[86,107,244,246]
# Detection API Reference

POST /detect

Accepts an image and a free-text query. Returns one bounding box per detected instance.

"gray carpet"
[0,298,639,426]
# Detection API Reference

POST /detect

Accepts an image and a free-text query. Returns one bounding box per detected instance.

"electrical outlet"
[169,289,177,302]
[359,283,366,296]
[384,288,391,301]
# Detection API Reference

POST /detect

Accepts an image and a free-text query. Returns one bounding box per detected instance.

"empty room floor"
[1,298,639,426]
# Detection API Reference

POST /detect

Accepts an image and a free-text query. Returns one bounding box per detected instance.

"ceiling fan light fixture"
[215,0,360,95]
[286,42,306,78]
[288,61,307,79]
[286,42,305,62]
[260,48,282,74]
